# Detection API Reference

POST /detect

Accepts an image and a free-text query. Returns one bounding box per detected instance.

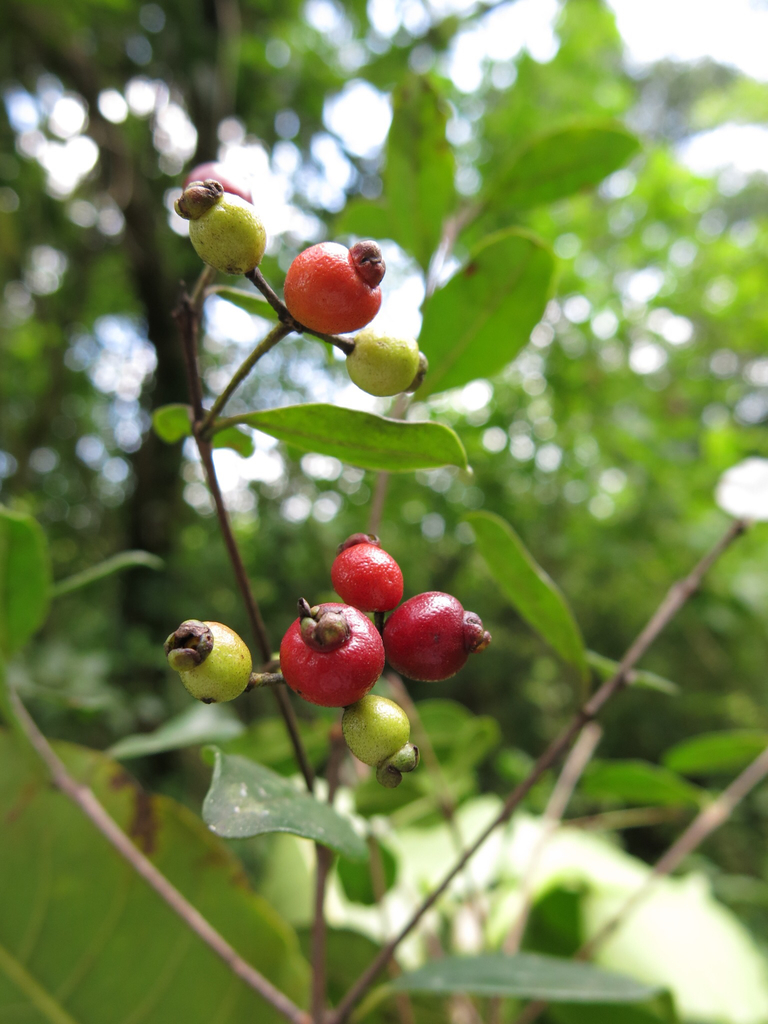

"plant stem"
[245,267,355,355]
[7,688,311,1024]
[327,517,749,1024]
[311,728,346,1023]
[505,723,603,954]
[366,836,417,1024]
[174,284,316,793]
[512,739,768,1024]
[367,394,410,535]
[200,321,292,435]
[566,806,686,831]
[488,724,602,1024]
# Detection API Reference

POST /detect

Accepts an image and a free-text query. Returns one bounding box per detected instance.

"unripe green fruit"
[346,328,423,397]
[342,695,410,767]
[175,180,266,276]
[165,620,252,703]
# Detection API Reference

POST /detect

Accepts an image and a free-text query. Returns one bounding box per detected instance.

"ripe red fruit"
[331,534,403,613]
[183,162,252,204]
[283,240,385,334]
[383,592,491,682]
[280,601,385,707]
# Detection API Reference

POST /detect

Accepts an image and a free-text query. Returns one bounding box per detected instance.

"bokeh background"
[3,2,768,1021]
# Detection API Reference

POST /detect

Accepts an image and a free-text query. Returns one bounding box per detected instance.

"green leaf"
[586,651,680,696]
[219,404,468,472]
[152,402,192,443]
[336,76,456,271]
[107,702,245,760]
[52,549,164,598]
[467,511,587,680]
[0,506,52,659]
[0,729,308,1023]
[213,425,255,457]
[202,747,367,860]
[484,121,641,211]
[383,74,456,270]
[337,839,397,905]
[152,404,253,456]
[550,993,679,1024]
[418,229,555,396]
[212,286,274,317]
[581,760,705,807]
[663,731,768,776]
[392,953,660,1002]
[416,698,501,775]
[223,715,331,776]
[336,199,393,246]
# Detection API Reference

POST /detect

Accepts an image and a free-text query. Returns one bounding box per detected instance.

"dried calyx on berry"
[376,744,420,788]
[331,533,403,613]
[165,619,252,703]
[297,598,350,651]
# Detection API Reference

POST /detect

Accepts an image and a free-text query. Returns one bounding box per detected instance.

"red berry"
[331,535,403,613]
[183,162,252,204]
[283,240,385,334]
[280,601,385,707]
[383,592,491,682]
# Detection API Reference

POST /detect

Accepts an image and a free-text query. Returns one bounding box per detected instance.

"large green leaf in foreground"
[0,730,308,1023]
[467,511,587,680]
[0,506,52,659]
[203,747,367,860]
[217,404,468,472]
[418,229,555,397]
[393,953,660,1002]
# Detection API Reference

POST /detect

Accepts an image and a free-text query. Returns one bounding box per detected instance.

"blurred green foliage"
[3,0,768,1020]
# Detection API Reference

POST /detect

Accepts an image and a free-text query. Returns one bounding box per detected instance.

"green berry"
[342,694,410,767]
[346,328,423,397]
[175,180,266,276]
[165,619,252,703]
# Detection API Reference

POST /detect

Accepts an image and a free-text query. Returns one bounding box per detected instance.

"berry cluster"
[175,163,428,398]
[279,533,492,783]
[164,535,491,786]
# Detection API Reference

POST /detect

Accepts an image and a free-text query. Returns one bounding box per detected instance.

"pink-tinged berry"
[383,592,491,682]
[280,600,385,707]
[331,534,403,613]
[283,240,385,334]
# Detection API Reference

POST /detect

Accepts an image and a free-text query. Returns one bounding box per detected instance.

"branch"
[311,727,346,1023]
[512,739,768,1024]
[489,724,602,1024]
[200,321,292,435]
[504,723,603,955]
[174,282,316,793]
[8,688,311,1024]
[327,517,749,1024]
[245,267,355,356]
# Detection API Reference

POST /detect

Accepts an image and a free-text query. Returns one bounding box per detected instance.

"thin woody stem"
[200,321,292,435]
[174,284,316,793]
[489,723,602,1024]
[512,739,768,1024]
[245,267,355,355]
[311,728,346,1023]
[7,688,311,1024]
[328,517,749,1024]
